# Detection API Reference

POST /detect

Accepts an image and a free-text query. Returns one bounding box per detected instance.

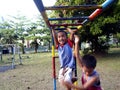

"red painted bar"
[52,57,56,78]
[89,9,103,20]
[45,5,102,10]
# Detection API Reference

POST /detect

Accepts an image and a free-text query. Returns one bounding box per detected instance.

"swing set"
[33,0,116,90]
[0,44,22,69]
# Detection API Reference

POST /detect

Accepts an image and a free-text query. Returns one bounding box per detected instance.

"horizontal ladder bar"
[45,5,102,10]
[50,23,82,27]
[55,27,77,30]
[48,16,88,21]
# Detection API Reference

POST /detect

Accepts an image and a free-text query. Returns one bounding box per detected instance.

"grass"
[0,48,120,90]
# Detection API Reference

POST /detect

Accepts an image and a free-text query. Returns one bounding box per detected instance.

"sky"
[0,0,56,20]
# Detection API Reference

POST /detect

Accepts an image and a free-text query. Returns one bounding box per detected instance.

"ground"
[0,48,120,90]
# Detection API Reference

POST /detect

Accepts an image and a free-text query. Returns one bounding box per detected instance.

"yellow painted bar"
[74,81,78,90]
[77,25,83,30]
[52,45,55,57]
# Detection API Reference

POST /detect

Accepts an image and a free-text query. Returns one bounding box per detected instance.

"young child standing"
[64,35,102,90]
[52,27,77,90]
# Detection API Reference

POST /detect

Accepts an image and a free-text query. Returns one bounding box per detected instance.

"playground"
[0,0,119,90]
[0,48,120,90]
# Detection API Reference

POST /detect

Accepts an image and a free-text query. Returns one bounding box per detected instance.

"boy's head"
[82,54,97,76]
[57,30,68,45]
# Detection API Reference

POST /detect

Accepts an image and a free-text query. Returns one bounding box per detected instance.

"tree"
[8,14,31,54]
[34,15,51,51]
[0,20,18,44]
[53,0,119,54]
[0,12,52,53]
[0,20,18,54]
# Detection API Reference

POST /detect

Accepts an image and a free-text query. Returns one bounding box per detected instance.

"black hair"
[57,30,67,37]
[82,54,97,69]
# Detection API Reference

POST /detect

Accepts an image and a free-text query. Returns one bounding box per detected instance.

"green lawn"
[0,48,120,90]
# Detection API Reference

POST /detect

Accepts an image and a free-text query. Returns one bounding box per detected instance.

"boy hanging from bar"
[52,26,77,90]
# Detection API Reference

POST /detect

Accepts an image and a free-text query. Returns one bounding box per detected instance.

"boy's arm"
[83,76,98,89]
[52,29,58,47]
[74,35,83,68]
[66,28,77,41]
[64,76,98,90]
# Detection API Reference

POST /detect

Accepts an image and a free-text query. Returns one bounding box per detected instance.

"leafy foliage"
[53,0,120,54]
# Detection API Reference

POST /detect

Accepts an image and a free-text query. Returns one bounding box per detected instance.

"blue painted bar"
[33,1,57,90]
[53,79,56,90]
[45,5,102,10]
[102,0,116,10]
[34,0,44,12]
[48,16,88,21]
[81,19,89,25]
[34,0,51,28]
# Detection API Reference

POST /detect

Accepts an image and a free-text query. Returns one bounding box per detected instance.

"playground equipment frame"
[33,0,117,90]
[0,44,22,69]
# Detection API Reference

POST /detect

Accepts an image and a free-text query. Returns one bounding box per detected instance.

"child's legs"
[64,67,73,83]
[64,67,73,90]
[58,68,64,85]
[58,67,73,90]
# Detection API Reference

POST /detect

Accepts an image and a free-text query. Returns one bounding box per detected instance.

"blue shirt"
[58,42,75,69]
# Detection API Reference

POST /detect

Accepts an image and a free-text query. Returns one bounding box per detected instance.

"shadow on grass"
[0,65,13,72]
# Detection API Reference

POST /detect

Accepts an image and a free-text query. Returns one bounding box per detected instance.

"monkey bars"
[33,0,117,90]
[34,0,116,30]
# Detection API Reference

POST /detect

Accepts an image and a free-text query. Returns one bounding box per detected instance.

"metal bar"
[45,5,102,10]
[89,9,103,20]
[55,27,77,30]
[74,56,78,90]
[34,1,57,90]
[102,0,116,10]
[34,0,51,28]
[52,44,57,90]
[89,0,116,21]
[12,45,15,69]
[81,19,89,25]
[48,16,88,21]
[52,56,56,90]
[50,23,82,27]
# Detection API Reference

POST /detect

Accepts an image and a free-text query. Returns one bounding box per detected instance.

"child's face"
[57,32,67,45]
[82,66,94,76]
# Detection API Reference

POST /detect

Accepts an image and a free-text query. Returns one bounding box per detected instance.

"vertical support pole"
[12,45,15,69]
[74,57,77,77]
[52,36,57,90]
[74,59,78,90]
[0,52,2,61]
[73,51,78,90]
[18,45,22,65]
